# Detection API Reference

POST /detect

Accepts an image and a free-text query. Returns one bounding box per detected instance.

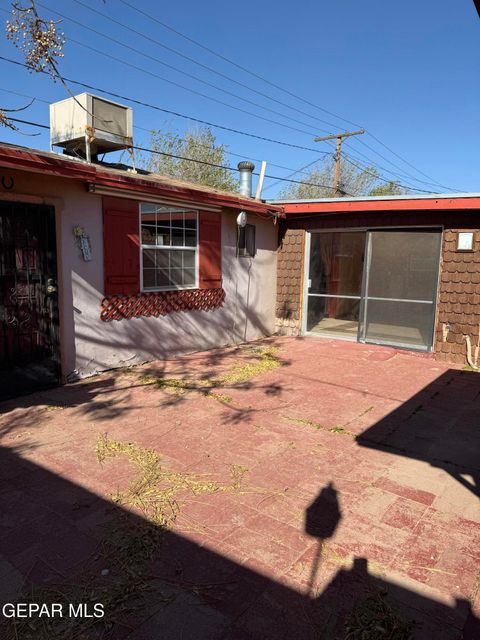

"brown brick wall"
[435,229,480,364]
[283,210,480,365]
[276,227,305,336]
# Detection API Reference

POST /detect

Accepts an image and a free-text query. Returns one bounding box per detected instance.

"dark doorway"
[0,201,60,399]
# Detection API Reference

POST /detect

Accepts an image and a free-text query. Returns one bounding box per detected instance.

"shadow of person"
[304,482,341,595]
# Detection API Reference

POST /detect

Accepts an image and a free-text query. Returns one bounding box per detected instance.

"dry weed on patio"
[132,345,283,403]
[283,405,374,437]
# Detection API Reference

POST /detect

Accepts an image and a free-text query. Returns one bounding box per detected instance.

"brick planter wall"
[276,228,305,336]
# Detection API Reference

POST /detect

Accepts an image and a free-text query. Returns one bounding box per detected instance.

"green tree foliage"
[146,127,239,192]
[368,180,407,196]
[278,157,409,199]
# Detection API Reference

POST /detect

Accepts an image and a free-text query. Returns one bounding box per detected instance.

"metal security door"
[0,202,59,399]
[359,229,441,351]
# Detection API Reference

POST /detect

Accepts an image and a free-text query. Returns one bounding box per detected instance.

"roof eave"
[0,145,284,218]
[275,195,480,216]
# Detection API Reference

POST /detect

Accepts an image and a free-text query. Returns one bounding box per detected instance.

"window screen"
[140,204,198,291]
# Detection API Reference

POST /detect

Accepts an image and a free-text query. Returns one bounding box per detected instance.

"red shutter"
[199,211,222,289]
[103,197,140,295]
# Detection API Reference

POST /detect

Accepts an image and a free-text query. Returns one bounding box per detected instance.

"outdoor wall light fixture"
[457,231,474,251]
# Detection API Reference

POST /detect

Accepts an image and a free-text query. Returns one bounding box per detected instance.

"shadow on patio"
[0,442,478,639]
[0,338,479,638]
[357,369,480,498]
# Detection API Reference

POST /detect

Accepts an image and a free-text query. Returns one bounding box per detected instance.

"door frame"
[358,227,443,352]
[0,199,61,396]
[301,227,368,339]
[302,225,443,351]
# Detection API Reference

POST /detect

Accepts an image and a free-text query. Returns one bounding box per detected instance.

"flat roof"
[269,192,480,216]
[269,192,480,205]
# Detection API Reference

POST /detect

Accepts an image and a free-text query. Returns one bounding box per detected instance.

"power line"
[0,85,441,193]
[359,131,458,188]
[262,159,323,193]
[70,0,342,133]
[5,116,344,193]
[117,0,362,130]
[1,7,450,191]
[332,140,456,193]
[0,55,332,155]
[0,86,305,173]
[32,4,328,141]
[0,57,439,194]
[115,0,453,191]
[338,152,435,193]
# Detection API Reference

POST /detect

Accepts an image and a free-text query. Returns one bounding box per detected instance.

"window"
[238,223,256,258]
[140,204,198,291]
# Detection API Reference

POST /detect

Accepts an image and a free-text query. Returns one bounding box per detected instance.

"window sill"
[141,285,198,293]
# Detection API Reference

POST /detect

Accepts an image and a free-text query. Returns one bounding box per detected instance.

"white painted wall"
[3,169,277,380]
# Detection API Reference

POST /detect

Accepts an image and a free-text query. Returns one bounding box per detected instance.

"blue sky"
[0,0,479,196]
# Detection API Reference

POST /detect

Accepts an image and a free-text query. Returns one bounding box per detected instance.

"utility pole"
[314,129,365,196]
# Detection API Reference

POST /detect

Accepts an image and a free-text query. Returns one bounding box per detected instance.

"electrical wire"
[0,86,314,173]
[3,2,449,193]
[0,55,332,155]
[262,159,322,193]
[5,116,346,193]
[357,131,458,191]
[117,0,362,130]
[115,0,454,191]
[32,4,329,140]
[0,57,442,193]
[70,0,342,133]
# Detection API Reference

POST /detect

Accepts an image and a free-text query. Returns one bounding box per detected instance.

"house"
[0,142,282,398]
[273,194,480,364]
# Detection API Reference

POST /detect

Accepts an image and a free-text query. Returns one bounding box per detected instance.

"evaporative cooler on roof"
[49,93,133,159]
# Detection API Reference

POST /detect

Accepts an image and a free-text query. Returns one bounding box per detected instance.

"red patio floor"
[0,337,478,639]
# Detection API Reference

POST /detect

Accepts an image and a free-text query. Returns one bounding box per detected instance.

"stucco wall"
[1,168,277,380]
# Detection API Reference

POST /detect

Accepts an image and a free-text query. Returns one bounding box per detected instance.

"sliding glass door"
[305,229,441,351]
[305,232,366,338]
[360,230,441,350]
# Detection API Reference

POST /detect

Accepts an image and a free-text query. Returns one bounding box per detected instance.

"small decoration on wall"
[1,175,14,190]
[73,225,92,262]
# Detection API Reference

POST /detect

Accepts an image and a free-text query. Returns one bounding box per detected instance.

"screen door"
[360,229,441,351]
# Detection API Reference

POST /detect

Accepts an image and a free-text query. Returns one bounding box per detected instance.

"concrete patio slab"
[0,336,478,639]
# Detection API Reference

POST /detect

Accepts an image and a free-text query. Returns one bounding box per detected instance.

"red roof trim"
[0,145,283,216]
[283,197,480,216]
[0,145,96,180]
[93,172,278,215]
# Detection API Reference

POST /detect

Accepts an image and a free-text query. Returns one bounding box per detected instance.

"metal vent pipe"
[237,161,255,197]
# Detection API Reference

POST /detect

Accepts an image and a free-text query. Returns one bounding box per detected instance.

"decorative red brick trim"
[101,288,225,322]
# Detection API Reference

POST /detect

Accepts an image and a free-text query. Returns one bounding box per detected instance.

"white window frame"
[139,203,199,292]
